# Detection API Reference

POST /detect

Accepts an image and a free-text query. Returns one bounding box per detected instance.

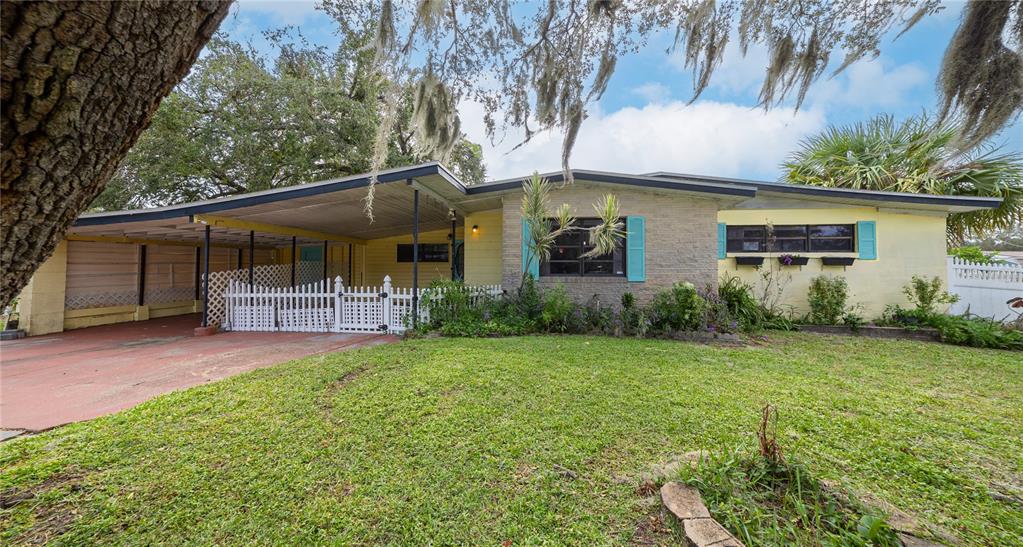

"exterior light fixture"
[472,225,479,234]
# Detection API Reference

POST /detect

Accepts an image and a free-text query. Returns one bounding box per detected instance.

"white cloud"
[232,0,322,26]
[631,82,672,104]
[807,57,929,110]
[460,100,826,182]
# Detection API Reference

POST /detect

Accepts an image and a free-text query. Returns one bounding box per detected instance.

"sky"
[222,0,1022,183]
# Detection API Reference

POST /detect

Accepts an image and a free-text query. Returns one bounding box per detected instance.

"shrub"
[581,295,614,334]
[949,246,1004,264]
[807,276,849,324]
[649,282,706,332]
[540,284,577,333]
[703,290,739,334]
[619,292,648,336]
[903,275,958,315]
[924,314,1023,350]
[512,275,544,322]
[421,279,479,329]
[718,275,764,331]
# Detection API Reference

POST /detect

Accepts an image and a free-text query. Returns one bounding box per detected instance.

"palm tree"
[782,114,1022,244]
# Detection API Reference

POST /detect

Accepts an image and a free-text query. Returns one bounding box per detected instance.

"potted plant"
[778,254,809,267]
[734,256,764,266]
[821,256,856,267]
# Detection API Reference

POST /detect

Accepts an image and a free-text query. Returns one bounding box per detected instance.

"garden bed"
[797,324,942,342]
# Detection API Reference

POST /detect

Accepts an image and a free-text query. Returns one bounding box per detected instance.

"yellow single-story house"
[16,162,999,336]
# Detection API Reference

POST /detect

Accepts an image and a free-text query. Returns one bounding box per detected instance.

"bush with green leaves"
[619,292,648,336]
[718,275,764,331]
[807,275,849,324]
[903,275,959,315]
[648,282,706,333]
[581,295,614,334]
[948,246,1005,264]
[540,284,577,333]
[421,279,479,330]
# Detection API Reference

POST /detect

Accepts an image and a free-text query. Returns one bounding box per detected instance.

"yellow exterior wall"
[718,208,948,318]
[17,240,68,336]
[362,227,462,287]
[464,209,503,285]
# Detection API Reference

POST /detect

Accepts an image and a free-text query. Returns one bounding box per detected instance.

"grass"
[1,333,1021,545]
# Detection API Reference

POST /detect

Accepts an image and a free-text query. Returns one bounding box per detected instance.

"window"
[725,224,855,253]
[541,218,626,277]
[396,243,449,263]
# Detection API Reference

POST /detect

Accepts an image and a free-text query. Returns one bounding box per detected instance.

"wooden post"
[348,243,353,284]
[137,244,147,306]
[248,230,254,288]
[194,246,200,301]
[237,247,242,269]
[201,225,211,327]
[291,236,296,287]
[450,216,456,280]
[322,239,328,284]
[412,186,419,327]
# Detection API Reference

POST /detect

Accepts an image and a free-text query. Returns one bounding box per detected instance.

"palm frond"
[582,193,625,258]
[783,113,1023,243]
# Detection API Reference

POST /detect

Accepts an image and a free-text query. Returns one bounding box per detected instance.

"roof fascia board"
[466,170,756,198]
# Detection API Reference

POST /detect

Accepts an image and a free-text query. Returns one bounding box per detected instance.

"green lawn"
[1,334,1021,545]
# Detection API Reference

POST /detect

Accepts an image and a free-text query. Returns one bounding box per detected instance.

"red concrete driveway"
[0,314,396,431]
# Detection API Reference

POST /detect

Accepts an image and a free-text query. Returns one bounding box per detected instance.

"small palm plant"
[583,193,626,258]
[520,173,626,285]
[521,173,576,285]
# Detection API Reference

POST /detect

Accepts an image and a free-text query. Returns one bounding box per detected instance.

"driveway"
[0,314,396,431]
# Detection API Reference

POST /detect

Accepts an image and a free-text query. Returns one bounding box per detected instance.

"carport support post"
[450,216,456,280]
[412,186,419,327]
[248,230,254,288]
[291,236,296,287]
[322,240,328,285]
[137,244,146,306]
[202,225,211,327]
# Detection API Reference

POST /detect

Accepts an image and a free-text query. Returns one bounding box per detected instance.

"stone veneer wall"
[500,182,722,306]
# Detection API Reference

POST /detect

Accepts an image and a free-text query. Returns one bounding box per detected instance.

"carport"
[16,163,483,337]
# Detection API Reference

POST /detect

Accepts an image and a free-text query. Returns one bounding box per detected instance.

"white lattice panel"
[65,290,138,310]
[204,262,320,327]
[145,286,195,305]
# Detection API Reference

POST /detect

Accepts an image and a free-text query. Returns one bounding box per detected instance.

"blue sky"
[223,0,1022,182]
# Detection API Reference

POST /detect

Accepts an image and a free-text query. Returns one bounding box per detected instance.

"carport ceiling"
[71,178,455,247]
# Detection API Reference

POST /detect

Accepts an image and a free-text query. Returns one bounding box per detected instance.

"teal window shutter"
[717,223,727,259]
[626,216,646,282]
[856,221,877,260]
[521,219,539,278]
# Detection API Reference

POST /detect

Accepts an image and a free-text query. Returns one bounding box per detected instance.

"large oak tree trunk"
[1,1,231,308]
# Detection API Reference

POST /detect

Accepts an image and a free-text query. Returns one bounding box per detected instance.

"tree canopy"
[92,32,485,211]
[321,0,1022,196]
[782,113,1023,244]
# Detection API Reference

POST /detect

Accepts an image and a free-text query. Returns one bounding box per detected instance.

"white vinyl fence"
[224,275,503,334]
[947,257,1023,322]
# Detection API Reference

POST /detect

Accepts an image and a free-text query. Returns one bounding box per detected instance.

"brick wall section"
[500,182,722,306]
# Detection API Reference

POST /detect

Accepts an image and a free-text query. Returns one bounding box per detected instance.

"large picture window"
[396,243,449,263]
[726,224,855,253]
[541,218,626,277]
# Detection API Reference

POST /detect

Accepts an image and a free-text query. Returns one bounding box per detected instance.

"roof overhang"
[646,171,1002,213]
[72,163,466,247]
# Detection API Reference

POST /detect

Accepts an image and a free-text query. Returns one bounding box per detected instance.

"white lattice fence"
[204,261,324,327]
[947,257,1023,322]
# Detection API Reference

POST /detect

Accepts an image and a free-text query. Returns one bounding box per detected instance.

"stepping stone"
[684,518,744,546]
[0,430,25,441]
[660,482,710,519]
